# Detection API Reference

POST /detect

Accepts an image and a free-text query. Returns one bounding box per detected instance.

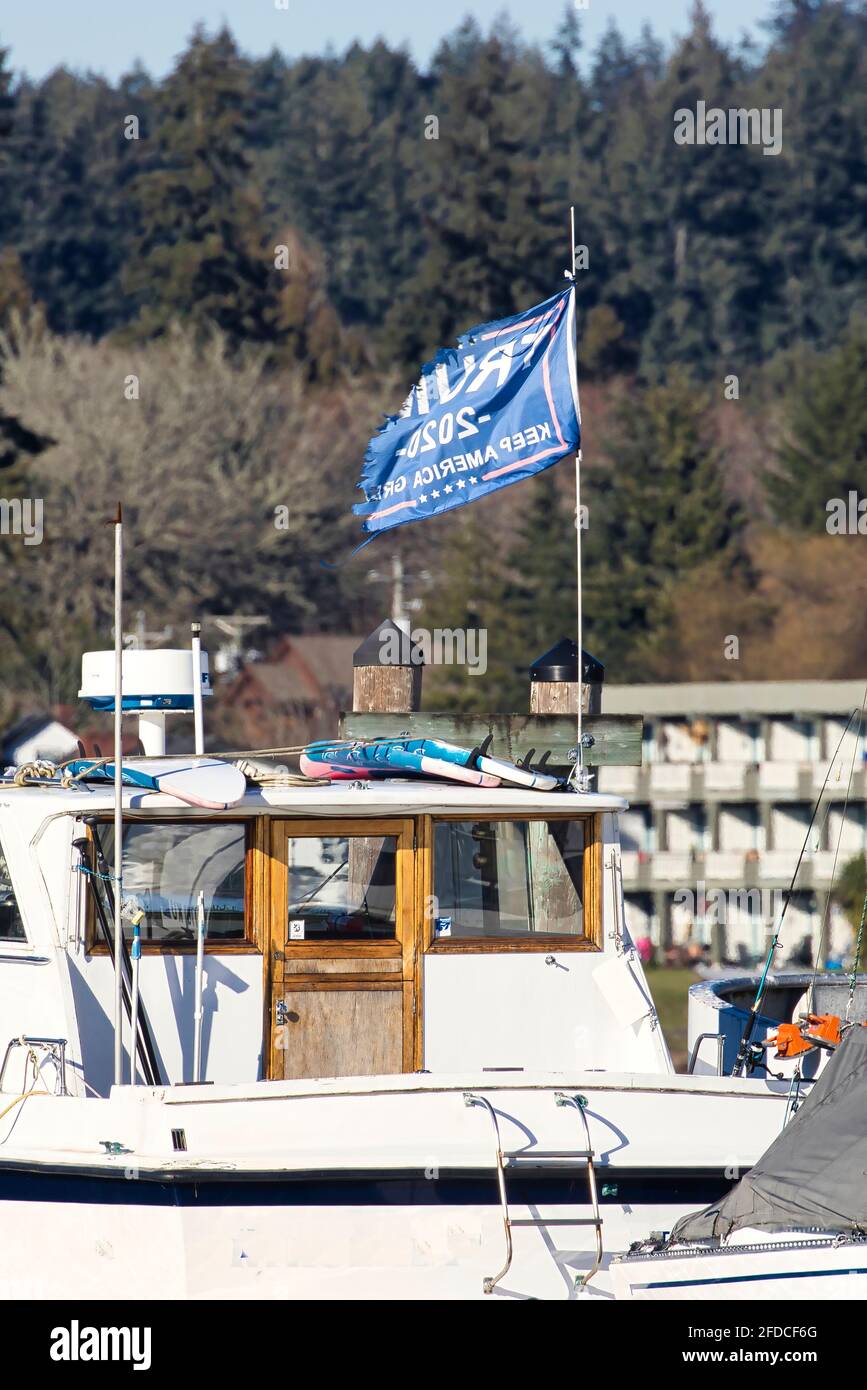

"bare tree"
[0,315,385,711]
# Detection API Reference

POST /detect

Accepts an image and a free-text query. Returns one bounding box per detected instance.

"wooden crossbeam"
[339,712,643,768]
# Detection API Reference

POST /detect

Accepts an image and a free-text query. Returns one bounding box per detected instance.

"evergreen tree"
[632,2,765,376]
[0,42,15,247]
[583,371,745,677]
[270,41,424,343]
[766,319,867,529]
[420,505,513,712]
[123,27,283,348]
[3,68,149,337]
[382,24,564,366]
[497,470,578,708]
[834,852,867,938]
[758,0,867,358]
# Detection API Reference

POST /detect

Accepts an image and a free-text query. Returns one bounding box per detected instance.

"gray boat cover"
[672,1024,867,1244]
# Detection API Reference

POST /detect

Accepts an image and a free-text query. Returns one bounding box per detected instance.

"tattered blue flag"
[354,286,581,538]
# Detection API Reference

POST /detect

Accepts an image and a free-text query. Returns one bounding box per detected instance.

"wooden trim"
[428,810,591,822]
[282,956,402,975]
[424,811,603,954]
[284,972,402,986]
[280,979,403,993]
[402,980,415,1071]
[425,936,601,955]
[587,817,604,951]
[413,815,432,1070]
[85,818,258,956]
[256,815,272,1079]
[268,817,417,1076]
[273,818,412,838]
[279,941,403,959]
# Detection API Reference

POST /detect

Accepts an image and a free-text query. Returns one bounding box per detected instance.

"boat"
[0,639,816,1302]
[612,1022,867,1300]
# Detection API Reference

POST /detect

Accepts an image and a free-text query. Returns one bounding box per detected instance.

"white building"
[1,713,80,767]
[596,681,866,967]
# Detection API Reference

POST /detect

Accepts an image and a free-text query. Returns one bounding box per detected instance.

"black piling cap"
[353,619,425,668]
[529,638,604,685]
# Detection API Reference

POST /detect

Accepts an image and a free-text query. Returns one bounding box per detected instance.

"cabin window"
[429,816,600,948]
[284,833,398,941]
[0,842,25,941]
[87,820,254,951]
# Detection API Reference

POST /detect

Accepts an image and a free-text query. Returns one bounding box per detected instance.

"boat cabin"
[0,777,672,1096]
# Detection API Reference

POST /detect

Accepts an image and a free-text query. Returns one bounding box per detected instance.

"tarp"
[353,287,580,539]
[672,1025,867,1243]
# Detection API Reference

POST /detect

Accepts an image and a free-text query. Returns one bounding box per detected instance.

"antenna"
[111,503,125,1087]
[565,207,589,791]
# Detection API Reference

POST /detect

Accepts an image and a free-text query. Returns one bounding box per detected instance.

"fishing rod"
[731,708,859,1077]
[77,821,163,1086]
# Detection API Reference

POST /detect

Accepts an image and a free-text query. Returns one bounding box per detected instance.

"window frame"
[0,831,29,947]
[84,816,262,956]
[269,817,414,962]
[422,812,603,954]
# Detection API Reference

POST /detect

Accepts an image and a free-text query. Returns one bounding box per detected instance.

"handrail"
[464,1089,604,1295]
[687,1032,725,1076]
[464,1093,512,1293]
[555,1091,604,1292]
[0,1035,69,1096]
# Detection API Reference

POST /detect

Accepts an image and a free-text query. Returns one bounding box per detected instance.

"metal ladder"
[464,1090,603,1295]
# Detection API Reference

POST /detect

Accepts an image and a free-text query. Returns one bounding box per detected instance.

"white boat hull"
[612,1234,867,1300]
[0,1070,795,1300]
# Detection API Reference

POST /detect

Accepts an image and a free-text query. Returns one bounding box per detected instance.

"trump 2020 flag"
[354,286,581,538]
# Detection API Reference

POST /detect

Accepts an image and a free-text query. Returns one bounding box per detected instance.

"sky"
[2,1,778,81]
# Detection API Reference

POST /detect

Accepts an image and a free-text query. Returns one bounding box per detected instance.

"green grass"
[644,967,699,1071]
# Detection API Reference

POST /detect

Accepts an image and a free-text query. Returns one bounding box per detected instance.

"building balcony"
[703,763,747,793]
[649,764,692,795]
[620,852,640,881]
[596,766,639,797]
[758,762,800,792]
[620,850,693,887]
[810,851,843,884]
[757,850,800,881]
[701,851,747,880]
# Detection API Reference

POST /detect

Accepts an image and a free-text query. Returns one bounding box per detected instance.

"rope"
[3,755,116,789]
[732,707,861,1075]
[807,694,865,1012]
[0,1041,51,1126]
[75,864,118,885]
[846,886,867,1024]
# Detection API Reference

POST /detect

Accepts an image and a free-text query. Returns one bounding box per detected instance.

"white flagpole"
[569,207,584,782]
[191,622,204,755]
[112,504,125,1087]
[193,890,206,1082]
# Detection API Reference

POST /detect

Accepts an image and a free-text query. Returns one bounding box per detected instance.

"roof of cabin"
[0,776,626,818]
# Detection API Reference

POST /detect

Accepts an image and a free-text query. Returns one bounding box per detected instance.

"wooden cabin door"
[268,818,418,1079]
